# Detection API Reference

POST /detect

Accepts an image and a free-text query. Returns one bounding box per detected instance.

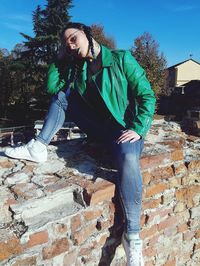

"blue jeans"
[37,90,144,234]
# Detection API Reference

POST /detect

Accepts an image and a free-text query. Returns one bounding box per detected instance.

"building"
[166,59,200,94]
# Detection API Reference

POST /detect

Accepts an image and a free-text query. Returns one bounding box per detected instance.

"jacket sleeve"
[123,51,156,137]
[47,63,66,94]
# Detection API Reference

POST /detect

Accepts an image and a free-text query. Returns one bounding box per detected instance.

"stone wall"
[0,119,200,266]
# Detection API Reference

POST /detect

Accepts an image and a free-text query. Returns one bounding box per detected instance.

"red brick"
[26,231,48,248]
[11,256,37,266]
[145,183,168,198]
[0,236,23,261]
[177,223,188,233]
[194,242,200,251]
[140,224,158,239]
[141,214,147,227]
[140,153,171,170]
[83,209,102,221]
[147,234,160,246]
[158,216,178,231]
[96,219,111,231]
[148,166,174,181]
[53,223,68,234]
[12,183,42,200]
[175,185,200,207]
[195,229,200,238]
[164,226,177,236]
[143,246,156,257]
[163,259,176,266]
[173,163,187,175]
[83,180,115,206]
[142,171,151,185]
[170,149,184,161]
[158,139,184,149]
[42,238,69,260]
[45,179,70,193]
[142,198,162,210]
[63,250,78,265]
[0,159,15,168]
[71,214,82,233]
[72,223,97,245]
[147,208,172,224]
[187,159,200,171]
[145,261,155,266]
[183,231,195,241]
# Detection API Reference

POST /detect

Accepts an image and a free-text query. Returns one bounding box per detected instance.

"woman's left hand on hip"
[116,129,141,144]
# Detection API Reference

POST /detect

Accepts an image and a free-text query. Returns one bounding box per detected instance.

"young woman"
[5,22,156,266]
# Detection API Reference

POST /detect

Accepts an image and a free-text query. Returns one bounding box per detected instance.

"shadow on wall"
[55,139,125,265]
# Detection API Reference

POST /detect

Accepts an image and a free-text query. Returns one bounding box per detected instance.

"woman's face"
[63,28,89,58]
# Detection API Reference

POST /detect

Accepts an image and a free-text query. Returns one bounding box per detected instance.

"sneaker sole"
[5,151,47,163]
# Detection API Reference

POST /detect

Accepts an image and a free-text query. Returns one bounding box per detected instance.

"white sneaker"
[5,139,47,163]
[122,233,144,266]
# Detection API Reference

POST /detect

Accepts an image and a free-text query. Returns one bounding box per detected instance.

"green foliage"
[131,32,167,96]
[21,0,73,64]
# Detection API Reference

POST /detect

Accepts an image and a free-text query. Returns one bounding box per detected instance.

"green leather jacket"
[47,45,156,137]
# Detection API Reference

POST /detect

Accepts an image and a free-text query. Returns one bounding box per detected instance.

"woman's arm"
[123,51,156,138]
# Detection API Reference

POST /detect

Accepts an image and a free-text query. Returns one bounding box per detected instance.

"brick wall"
[0,122,200,266]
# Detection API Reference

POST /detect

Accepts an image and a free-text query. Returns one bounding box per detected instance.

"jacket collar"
[81,45,113,71]
[101,45,113,67]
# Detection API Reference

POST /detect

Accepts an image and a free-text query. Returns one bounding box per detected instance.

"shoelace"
[13,140,35,151]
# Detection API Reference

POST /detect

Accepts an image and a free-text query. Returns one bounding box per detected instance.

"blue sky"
[0,0,199,67]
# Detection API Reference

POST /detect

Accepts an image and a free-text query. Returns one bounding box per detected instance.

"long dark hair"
[58,22,96,84]
[60,22,96,58]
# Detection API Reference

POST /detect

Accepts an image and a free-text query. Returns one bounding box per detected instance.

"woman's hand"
[116,129,141,144]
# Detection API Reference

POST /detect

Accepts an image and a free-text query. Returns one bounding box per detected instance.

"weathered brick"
[169,176,182,188]
[140,153,171,170]
[164,226,177,236]
[63,250,78,266]
[186,159,200,171]
[83,180,115,206]
[142,171,151,185]
[177,223,188,233]
[53,223,68,234]
[175,185,200,207]
[148,166,174,182]
[145,183,168,198]
[147,208,172,224]
[140,224,158,239]
[170,149,184,161]
[194,242,200,251]
[183,231,195,241]
[173,202,186,213]
[71,214,82,233]
[0,158,15,168]
[142,198,162,210]
[163,259,176,266]
[157,216,178,231]
[83,209,102,222]
[12,183,44,200]
[195,229,200,238]
[147,234,160,246]
[72,223,97,245]
[0,186,16,224]
[42,238,69,260]
[10,256,37,266]
[143,246,156,257]
[0,236,23,261]
[26,231,48,248]
[173,163,187,175]
[96,219,111,231]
